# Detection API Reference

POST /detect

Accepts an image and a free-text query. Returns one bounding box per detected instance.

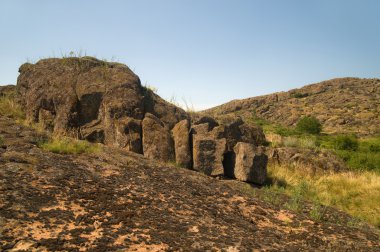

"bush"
[291,92,309,98]
[334,135,359,151]
[296,116,322,135]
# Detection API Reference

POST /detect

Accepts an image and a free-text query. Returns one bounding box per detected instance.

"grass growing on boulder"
[39,137,101,154]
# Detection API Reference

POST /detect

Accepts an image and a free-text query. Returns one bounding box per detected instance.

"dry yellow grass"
[268,164,380,227]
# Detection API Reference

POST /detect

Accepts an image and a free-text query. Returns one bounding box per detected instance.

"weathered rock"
[233,142,268,185]
[192,123,226,176]
[144,91,188,129]
[16,57,187,149]
[115,117,142,153]
[172,119,191,168]
[142,113,174,162]
[193,116,219,131]
[193,137,226,176]
[266,147,347,174]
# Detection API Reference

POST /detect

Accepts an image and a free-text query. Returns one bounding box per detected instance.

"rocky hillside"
[1,115,379,251]
[206,78,380,135]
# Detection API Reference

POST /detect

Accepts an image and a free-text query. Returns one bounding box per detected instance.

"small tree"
[296,116,322,135]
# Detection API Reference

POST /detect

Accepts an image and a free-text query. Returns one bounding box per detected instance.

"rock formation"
[233,143,268,184]
[172,119,192,168]
[16,57,268,184]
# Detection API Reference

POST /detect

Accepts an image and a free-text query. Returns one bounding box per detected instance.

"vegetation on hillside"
[251,112,380,173]
[296,116,322,135]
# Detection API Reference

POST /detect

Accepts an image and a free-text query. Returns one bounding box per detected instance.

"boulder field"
[16,57,268,184]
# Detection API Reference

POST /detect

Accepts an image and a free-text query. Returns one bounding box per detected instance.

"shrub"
[291,92,309,98]
[334,135,358,151]
[296,116,322,135]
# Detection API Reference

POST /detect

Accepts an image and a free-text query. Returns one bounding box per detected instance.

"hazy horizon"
[1,0,379,110]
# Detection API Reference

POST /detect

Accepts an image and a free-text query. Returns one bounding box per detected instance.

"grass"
[39,136,101,154]
[251,113,380,173]
[267,163,380,227]
[319,135,380,173]
[0,92,25,120]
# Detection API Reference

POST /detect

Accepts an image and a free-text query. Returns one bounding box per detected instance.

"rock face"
[172,119,191,168]
[16,57,268,182]
[233,142,268,185]
[191,118,267,179]
[192,125,227,176]
[266,147,347,174]
[17,57,188,152]
[142,113,174,162]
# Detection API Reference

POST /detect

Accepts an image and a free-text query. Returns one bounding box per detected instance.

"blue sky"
[1,0,379,110]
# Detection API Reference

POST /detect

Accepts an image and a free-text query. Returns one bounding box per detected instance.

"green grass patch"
[39,137,101,154]
[319,135,380,173]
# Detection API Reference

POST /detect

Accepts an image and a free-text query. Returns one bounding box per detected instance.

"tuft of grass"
[309,200,328,222]
[267,163,380,227]
[284,181,309,212]
[39,137,101,154]
[0,93,25,120]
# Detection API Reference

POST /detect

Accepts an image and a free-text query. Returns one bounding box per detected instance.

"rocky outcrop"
[16,57,268,183]
[191,117,268,181]
[233,143,268,184]
[142,113,174,162]
[17,57,188,141]
[172,119,191,168]
[266,147,347,174]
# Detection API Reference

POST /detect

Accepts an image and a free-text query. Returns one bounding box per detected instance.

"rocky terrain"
[1,57,379,251]
[206,78,380,135]
[1,114,380,251]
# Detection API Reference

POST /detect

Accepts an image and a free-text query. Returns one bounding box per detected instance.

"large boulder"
[172,119,192,168]
[192,123,226,176]
[233,142,268,185]
[142,113,174,162]
[224,118,266,151]
[16,57,188,151]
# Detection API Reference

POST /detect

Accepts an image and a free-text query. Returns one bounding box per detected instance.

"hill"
[206,78,380,135]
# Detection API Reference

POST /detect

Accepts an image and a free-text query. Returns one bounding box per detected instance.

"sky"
[1,0,379,110]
